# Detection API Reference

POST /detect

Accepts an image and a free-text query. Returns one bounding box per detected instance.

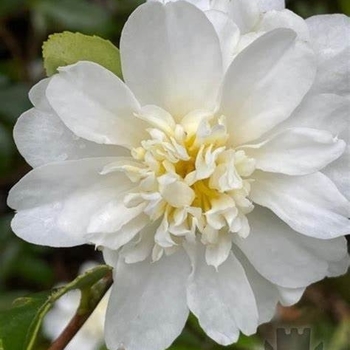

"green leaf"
[42,31,122,78]
[0,291,51,350]
[0,265,112,350]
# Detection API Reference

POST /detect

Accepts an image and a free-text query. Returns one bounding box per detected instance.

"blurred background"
[0,0,349,349]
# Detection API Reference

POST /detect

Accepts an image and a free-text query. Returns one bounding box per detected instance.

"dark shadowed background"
[0,1,349,349]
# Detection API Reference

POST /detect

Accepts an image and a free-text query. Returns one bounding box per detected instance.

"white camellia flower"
[8,1,350,350]
[43,262,110,350]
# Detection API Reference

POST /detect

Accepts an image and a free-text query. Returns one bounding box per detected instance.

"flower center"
[108,106,256,259]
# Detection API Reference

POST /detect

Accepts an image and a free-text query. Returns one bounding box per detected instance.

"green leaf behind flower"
[42,31,122,78]
[0,265,112,350]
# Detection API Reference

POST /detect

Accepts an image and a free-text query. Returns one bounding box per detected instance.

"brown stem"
[48,272,113,350]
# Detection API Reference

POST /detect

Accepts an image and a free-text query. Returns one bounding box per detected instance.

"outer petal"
[257,0,285,11]
[323,147,350,202]
[234,207,349,288]
[120,1,223,118]
[105,251,190,350]
[46,61,147,148]
[272,93,350,137]
[250,171,350,239]
[148,0,211,10]
[277,287,305,307]
[307,15,350,98]
[226,0,260,34]
[244,128,345,175]
[7,158,132,247]
[87,211,150,251]
[327,255,350,277]
[186,244,259,345]
[258,9,310,41]
[205,10,240,71]
[120,220,161,264]
[234,248,304,324]
[14,79,127,168]
[221,29,316,146]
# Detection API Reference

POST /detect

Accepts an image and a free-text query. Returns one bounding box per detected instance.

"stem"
[48,272,113,350]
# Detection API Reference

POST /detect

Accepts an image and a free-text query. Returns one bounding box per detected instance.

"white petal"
[14,80,128,168]
[211,0,230,12]
[120,1,222,118]
[105,251,190,350]
[232,247,279,324]
[46,61,147,148]
[14,108,127,168]
[257,0,285,11]
[205,10,240,71]
[323,146,350,201]
[307,15,350,98]
[121,220,160,263]
[234,207,349,288]
[244,128,345,175]
[147,0,211,11]
[258,9,310,41]
[277,287,305,307]
[221,29,316,146]
[327,255,350,278]
[87,195,146,234]
[272,93,350,137]
[250,171,350,239]
[236,248,304,322]
[186,244,259,345]
[205,232,232,268]
[88,214,150,250]
[226,0,260,34]
[7,158,131,247]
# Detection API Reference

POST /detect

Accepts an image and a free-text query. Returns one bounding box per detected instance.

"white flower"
[43,262,109,350]
[8,1,350,350]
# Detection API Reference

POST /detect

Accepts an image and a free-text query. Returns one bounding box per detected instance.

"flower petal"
[186,243,258,345]
[244,128,345,175]
[276,287,305,307]
[147,0,211,11]
[226,0,260,34]
[323,147,350,201]
[120,220,161,263]
[250,171,350,239]
[258,9,310,41]
[87,194,146,235]
[234,207,349,288]
[105,251,190,350]
[14,80,127,168]
[7,158,132,247]
[88,214,150,250]
[234,247,304,323]
[221,28,316,146]
[205,232,233,268]
[120,1,222,118]
[205,10,240,71]
[307,15,350,98]
[272,93,350,137]
[46,61,147,148]
[257,0,285,11]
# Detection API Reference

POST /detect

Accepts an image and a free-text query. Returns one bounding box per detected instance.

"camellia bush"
[0,1,349,350]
